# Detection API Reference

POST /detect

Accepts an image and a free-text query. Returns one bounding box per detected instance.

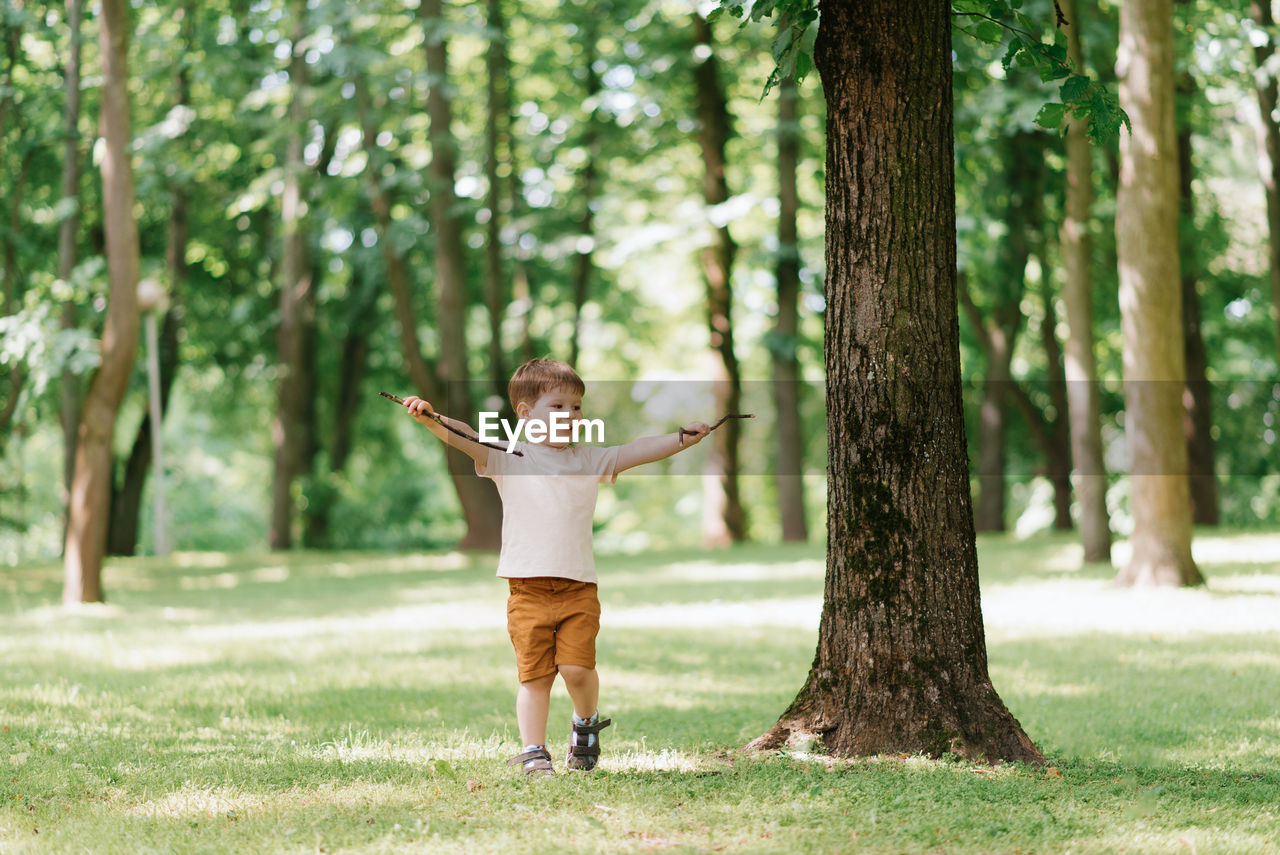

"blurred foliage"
[1,0,1278,563]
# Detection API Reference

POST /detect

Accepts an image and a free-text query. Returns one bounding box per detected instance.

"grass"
[2,534,1279,854]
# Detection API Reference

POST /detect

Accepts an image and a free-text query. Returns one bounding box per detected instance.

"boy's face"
[517,388,585,448]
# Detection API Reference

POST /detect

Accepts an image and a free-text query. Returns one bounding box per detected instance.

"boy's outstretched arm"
[615,422,710,474]
[402,395,490,468]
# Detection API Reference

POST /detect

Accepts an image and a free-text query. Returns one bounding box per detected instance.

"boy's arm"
[402,396,490,468]
[614,422,710,474]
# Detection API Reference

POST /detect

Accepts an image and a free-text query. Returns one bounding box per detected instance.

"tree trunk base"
[748,674,1046,767]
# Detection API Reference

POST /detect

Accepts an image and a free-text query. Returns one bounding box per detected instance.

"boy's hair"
[508,358,585,410]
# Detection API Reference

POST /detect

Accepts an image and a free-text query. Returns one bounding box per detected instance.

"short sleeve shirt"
[476,443,620,583]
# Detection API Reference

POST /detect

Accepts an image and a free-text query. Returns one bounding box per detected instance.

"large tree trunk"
[773,72,808,542]
[59,0,86,541]
[1058,0,1112,563]
[1252,0,1280,365]
[63,0,141,604]
[692,13,745,547]
[1176,73,1219,527]
[752,0,1042,764]
[270,3,316,551]
[1114,0,1202,587]
[421,0,503,550]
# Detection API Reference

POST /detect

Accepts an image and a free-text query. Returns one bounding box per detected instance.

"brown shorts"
[505,577,601,682]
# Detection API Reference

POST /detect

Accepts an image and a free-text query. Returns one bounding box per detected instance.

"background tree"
[63,0,141,603]
[772,70,808,543]
[1057,0,1112,563]
[1114,0,1203,587]
[692,12,746,547]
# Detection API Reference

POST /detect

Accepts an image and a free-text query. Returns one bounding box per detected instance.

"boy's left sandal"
[507,747,555,778]
[566,716,611,771]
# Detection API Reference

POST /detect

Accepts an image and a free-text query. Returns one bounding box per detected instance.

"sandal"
[507,747,555,778]
[566,716,612,771]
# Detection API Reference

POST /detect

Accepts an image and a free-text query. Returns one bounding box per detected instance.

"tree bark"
[1176,73,1219,527]
[1114,0,1202,587]
[270,3,316,551]
[1251,0,1280,366]
[1058,0,1112,562]
[773,72,808,542]
[421,0,503,550]
[752,0,1042,764]
[692,13,745,546]
[64,0,141,604]
[59,0,86,538]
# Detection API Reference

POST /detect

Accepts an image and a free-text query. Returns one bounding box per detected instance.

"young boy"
[400,359,710,777]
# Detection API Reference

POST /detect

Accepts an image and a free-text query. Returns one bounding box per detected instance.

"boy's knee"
[557,664,594,681]
[521,673,556,691]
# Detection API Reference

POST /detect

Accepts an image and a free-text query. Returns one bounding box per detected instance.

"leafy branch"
[713,0,1129,145]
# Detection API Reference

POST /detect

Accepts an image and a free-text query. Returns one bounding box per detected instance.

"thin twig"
[678,413,754,446]
[380,391,524,457]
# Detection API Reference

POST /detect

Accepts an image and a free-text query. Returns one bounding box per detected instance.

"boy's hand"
[679,422,711,446]
[403,395,436,422]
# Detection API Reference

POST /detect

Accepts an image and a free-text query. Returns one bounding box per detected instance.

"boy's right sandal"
[507,747,555,778]
[566,717,612,771]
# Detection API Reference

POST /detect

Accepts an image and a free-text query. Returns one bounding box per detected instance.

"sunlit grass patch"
[2,537,1279,853]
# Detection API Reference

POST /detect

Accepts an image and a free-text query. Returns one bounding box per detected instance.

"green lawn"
[2,534,1279,854]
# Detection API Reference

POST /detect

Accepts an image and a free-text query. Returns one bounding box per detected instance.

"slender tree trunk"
[109,7,191,556]
[0,150,31,449]
[421,0,503,549]
[692,13,745,546]
[108,311,179,555]
[969,133,1040,533]
[1175,93,1219,527]
[484,0,509,403]
[773,73,808,542]
[1251,0,1280,364]
[0,14,27,448]
[753,0,1042,764]
[270,3,315,551]
[569,18,601,369]
[59,0,86,539]
[1114,0,1202,587]
[1036,257,1074,531]
[1058,0,1112,562]
[64,0,141,604]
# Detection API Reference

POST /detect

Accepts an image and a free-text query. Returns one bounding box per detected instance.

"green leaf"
[1035,102,1068,130]
[1060,74,1091,104]
[795,50,813,81]
[1001,39,1023,71]
[975,21,1005,45]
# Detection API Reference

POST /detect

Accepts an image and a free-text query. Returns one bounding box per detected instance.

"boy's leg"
[557,664,599,720]
[515,673,556,747]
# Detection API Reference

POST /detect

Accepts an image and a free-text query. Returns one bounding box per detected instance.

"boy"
[400,359,710,777]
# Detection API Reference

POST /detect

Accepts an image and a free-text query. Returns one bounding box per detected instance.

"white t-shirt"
[476,442,621,583]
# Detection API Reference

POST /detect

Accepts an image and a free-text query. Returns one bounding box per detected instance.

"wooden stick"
[380,391,524,457]
[678,413,754,446]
